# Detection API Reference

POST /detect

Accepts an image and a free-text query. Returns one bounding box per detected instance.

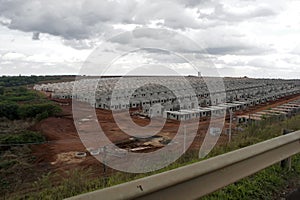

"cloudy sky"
[0,0,300,78]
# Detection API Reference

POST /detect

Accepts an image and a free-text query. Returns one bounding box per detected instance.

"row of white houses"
[237,98,300,124]
[164,96,300,122]
[34,76,300,120]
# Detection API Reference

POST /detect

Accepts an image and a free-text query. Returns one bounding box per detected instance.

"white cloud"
[0,0,299,78]
[2,52,26,60]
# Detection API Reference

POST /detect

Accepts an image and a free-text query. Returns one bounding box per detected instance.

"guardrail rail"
[66,130,300,200]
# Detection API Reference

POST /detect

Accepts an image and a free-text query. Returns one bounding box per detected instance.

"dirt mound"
[51,151,86,165]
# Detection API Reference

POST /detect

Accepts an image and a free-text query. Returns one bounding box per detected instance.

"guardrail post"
[281,129,293,170]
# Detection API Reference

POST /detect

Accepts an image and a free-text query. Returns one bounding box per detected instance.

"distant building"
[34,76,300,120]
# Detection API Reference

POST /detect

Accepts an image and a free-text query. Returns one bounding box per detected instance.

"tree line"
[0,75,76,87]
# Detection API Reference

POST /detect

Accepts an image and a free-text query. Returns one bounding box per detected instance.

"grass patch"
[4,113,300,199]
[202,155,300,200]
[0,146,39,198]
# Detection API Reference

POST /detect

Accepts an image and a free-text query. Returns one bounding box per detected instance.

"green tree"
[0,101,19,120]
[18,103,61,119]
[0,87,4,95]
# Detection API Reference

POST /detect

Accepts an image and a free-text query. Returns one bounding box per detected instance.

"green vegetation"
[0,86,42,102]
[0,75,298,199]
[0,145,40,198]
[19,154,300,200]
[0,86,61,120]
[0,78,61,199]
[0,75,64,87]
[19,103,61,119]
[202,156,300,200]
[195,115,300,200]
[6,114,299,200]
[0,131,45,144]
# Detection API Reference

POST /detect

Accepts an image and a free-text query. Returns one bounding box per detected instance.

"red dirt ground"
[30,93,300,176]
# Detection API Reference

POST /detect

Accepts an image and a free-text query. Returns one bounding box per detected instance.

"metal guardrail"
[66,130,300,200]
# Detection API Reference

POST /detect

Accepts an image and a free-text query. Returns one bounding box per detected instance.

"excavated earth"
[30,94,300,176]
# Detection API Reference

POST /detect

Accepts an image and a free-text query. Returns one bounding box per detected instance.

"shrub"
[0,131,45,144]
[18,103,61,119]
[0,101,19,120]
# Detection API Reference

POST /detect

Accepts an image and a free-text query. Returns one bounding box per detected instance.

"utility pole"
[103,146,107,186]
[103,146,107,174]
[183,125,186,153]
[229,109,233,143]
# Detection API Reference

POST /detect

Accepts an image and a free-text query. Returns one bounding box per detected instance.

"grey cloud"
[62,39,98,49]
[191,26,274,56]
[216,4,276,21]
[247,58,273,69]
[0,0,204,40]
[290,45,300,55]
[109,28,203,54]
[206,45,272,55]
[0,59,81,75]
[32,32,40,40]
[213,58,247,67]
[132,1,203,30]
[197,2,278,23]
[0,0,136,39]
[0,0,283,42]
[104,26,273,59]
[175,0,213,8]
